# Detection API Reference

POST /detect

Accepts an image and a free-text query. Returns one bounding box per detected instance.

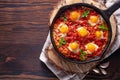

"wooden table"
[0,0,120,80]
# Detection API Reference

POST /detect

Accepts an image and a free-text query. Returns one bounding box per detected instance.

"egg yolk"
[77,27,88,37]
[89,16,99,23]
[70,11,80,21]
[86,43,96,53]
[60,24,68,33]
[69,42,79,51]
[95,31,102,38]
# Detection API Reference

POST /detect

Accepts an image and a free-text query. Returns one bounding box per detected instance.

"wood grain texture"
[0,0,120,80]
[0,0,58,79]
[0,0,58,44]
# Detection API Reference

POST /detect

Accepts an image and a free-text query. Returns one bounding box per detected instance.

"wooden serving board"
[46,0,117,73]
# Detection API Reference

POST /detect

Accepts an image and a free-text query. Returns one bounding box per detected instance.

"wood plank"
[0,0,58,79]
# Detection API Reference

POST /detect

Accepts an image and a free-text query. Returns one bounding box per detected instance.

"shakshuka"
[52,6,108,61]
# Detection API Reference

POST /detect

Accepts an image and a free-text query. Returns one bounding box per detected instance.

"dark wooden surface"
[0,0,120,80]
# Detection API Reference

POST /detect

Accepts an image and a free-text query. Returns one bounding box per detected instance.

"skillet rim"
[50,3,112,64]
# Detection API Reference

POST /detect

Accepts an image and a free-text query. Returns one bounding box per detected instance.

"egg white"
[58,33,67,37]
[77,27,87,32]
[70,11,80,21]
[85,43,99,54]
[77,27,82,31]
[57,23,68,37]
[88,16,100,26]
[68,43,80,53]
[77,27,89,36]
[99,31,104,39]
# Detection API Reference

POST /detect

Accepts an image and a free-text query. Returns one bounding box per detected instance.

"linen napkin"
[40,0,120,80]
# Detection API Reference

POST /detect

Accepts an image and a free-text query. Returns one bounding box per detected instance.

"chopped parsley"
[59,37,66,46]
[98,23,108,31]
[80,49,86,61]
[82,10,90,18]
[62,15,68,22]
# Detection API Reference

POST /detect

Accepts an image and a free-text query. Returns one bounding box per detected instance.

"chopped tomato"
[53,6,109,61]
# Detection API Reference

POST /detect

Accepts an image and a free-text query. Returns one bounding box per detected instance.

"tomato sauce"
[53,6,108,61]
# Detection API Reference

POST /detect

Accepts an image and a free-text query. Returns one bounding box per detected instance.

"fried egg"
[85,43,99,54]
[57,23,68,37]
[95,31,104,39]
[70,11,80,21]
[68,42,80,53]
[77,27,89,37]
[88,16,100,26]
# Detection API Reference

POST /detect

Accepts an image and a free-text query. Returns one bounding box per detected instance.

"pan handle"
[103,0,120,18]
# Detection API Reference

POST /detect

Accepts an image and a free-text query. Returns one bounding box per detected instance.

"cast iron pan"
[50,1,120,63]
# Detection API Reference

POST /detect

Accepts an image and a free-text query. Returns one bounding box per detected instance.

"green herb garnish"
[59,37,66,46]
[82,10,90,18]
[62,16,68,22]
[80,49,86,61]
[98,23,108,31]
